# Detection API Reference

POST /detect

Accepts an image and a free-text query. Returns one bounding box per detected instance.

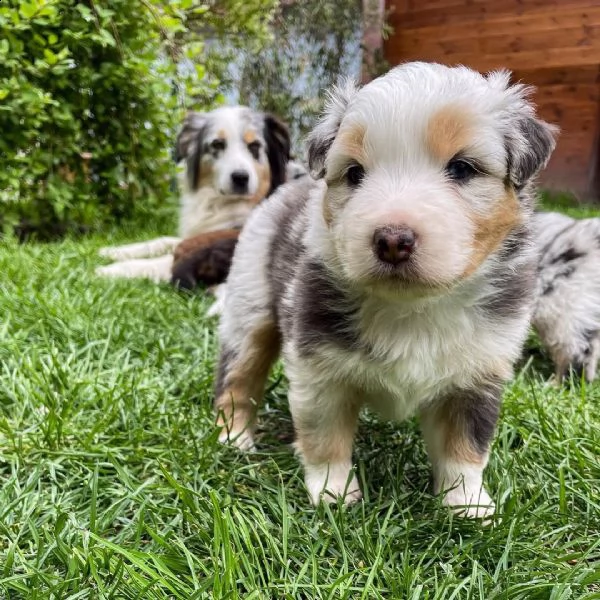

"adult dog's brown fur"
[171,229,240,290]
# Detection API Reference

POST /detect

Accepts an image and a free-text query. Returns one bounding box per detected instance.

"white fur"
[95,254,174,282]
[98,237,181,261]
[206,284,227,318]
[421,407,494,518]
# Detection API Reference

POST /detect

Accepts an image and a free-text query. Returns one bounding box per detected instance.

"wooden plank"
[406,0,471,9]
[387,0,600,30]
[390,25,600,59]
[534,84,600,105]
[552,132,598,152]
[389,7,600,44]
[403,0,596,12]
[512,66,600,86]
[546,137,597,173]
[540,118,597,138]
[541,173,594,195]
[546,171,594,188]
[542,151,595,178]
[386,44,600,71]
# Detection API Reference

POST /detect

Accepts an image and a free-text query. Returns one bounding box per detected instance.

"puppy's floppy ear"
[175,112,207,163]
[491,72,558,187]
[306,79,359,179]
[508,116,558,187]
[263,114,291,195]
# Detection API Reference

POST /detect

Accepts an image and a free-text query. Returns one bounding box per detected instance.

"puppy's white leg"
[95,254,174,283]
[420,381,502,520]
[206,284,227,318]
[584,335,600,382]
[99,237,182,261]
[288,376,361,506]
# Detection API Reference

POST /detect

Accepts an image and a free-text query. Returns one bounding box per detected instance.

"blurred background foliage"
[0,0,363,239]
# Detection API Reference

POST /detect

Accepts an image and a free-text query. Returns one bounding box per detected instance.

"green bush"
[0,0,353,238]
[0,0,186,239]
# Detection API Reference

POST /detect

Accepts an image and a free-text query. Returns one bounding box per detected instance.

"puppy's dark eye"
[211,139,226,152]
[346,164,365,186]
[446,158,476,182]
[248,141,261,159]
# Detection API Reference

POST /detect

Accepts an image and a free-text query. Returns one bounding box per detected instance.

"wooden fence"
[383,0,600,199]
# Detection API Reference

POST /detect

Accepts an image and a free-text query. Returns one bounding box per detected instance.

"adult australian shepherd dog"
[96,106,293,284]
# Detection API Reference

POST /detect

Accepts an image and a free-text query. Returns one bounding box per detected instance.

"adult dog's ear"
[175,112,207,162]
[487,71,558,188]
[263,114,291,195]
[176,112,208,191]
[306,79,359,179]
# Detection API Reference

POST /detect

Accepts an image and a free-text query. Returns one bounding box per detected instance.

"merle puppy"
[214,63,556,518]
[532,211,600,382]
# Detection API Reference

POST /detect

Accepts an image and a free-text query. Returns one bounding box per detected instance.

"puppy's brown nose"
[373,226,416,265]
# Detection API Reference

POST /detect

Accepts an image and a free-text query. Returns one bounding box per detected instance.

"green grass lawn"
[1,211,599,599]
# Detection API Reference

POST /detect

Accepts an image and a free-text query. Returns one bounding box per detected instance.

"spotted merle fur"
[549,247,586,265]
[267,180,312,323]
[454,380,502,455]
[496,224,530,262]
[479,251,536,321]
[532,211,600,382]
[510,116,558,188]
[294,261,361,356]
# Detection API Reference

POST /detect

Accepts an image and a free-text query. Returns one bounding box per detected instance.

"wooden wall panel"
[384,0,600,199]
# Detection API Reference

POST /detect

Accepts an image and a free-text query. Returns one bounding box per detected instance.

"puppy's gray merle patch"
[295,261,361,355]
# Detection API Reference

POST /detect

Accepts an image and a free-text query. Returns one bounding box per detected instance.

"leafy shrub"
[0,0,185,239]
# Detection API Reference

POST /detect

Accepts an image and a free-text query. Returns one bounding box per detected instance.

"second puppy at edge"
[215,63,557,519]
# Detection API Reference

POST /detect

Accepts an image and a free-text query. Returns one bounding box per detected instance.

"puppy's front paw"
[218,426,256,452]
[443,485,495,521]
[206,284,227,318]
[305,462,362,506]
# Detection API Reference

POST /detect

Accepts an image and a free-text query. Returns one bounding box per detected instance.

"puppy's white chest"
[325,302,498,421]
[370,335,477,417]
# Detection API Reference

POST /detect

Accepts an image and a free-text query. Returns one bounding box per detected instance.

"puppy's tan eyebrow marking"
[243,130,257,144]
[427,105,475,163]
[335,124,367,165]
[216,129,228,140]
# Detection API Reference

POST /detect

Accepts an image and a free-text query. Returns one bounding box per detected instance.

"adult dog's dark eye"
[211,139,226,152]
[446,158,476,182]
[346,164,365,186]
[247,141,261,159]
